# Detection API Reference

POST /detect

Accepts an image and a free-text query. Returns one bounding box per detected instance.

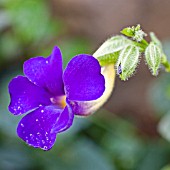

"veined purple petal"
[24,46,64,96]
[63,54,105,101]
[8,76,51,115]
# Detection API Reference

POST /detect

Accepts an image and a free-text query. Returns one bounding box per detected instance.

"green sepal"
[97,51,119,66]
[93,36,133,66]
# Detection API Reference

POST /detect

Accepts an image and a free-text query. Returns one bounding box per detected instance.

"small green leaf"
[93,36,132,66]
[150,32,162,49]
[121,27,134,37]
[116,45,140,81]
[145,42,162,76]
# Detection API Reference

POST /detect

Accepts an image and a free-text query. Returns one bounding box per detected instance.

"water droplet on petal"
[43,146,47,150]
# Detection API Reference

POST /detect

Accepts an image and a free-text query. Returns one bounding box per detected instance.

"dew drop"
[21,123,24,127]
[43,146,48,150]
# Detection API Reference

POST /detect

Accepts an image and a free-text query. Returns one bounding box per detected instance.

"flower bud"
[145,42,162,76]
[116,45,140,81]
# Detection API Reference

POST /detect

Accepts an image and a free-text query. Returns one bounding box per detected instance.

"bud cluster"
[93,24,170,81]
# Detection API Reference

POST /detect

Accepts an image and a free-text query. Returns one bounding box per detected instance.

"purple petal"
[67,65,116,116]
[24,46,64,96]
[8,76,51,115]
[52,98,74,133]
[63,54,105,101]
[17,105,73,151]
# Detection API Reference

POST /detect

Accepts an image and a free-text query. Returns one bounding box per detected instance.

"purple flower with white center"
[8,46,105,150]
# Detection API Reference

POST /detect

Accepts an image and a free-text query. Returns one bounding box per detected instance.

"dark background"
[1,0,170,170]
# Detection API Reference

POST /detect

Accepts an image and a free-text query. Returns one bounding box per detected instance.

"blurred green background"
[1,0,170,170]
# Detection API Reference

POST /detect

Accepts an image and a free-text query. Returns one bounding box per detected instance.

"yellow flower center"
[50,95,66,109]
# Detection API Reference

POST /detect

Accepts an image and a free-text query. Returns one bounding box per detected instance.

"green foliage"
[3,0,63,44]
[161,165,170,170]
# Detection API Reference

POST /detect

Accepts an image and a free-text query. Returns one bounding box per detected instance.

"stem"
[132,39,148,52]
[141,39,149,46]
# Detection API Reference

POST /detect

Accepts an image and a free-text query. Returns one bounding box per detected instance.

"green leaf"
[93,36,133,64]
[145,42,162,76]
[116,45,140,81]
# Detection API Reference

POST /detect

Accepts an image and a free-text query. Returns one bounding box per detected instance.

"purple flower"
[8,46,105,150]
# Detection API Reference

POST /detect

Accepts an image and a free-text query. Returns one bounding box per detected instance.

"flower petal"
[17,105,73,151]
[52,99,74,133]
[68,65,116,116]
[8,76,51,115]
[63,54,105,101]
[24,46,64,96]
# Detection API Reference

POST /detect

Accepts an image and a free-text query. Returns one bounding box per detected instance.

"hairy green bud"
[145,42,162,76]
[116,45,140,81]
